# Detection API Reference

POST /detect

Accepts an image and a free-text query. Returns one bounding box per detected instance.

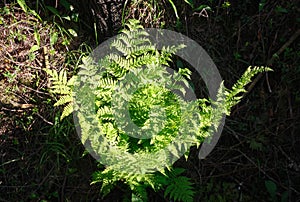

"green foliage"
[31,0,79,46]
[17,0,42,21]
[71,20,199,178]
[92,166,194,202]
[166,0,212,19]
[44,68,75,120]
[183,0,211,12]
[224,66,273,115]
[92,167,155,201]
[164,168,195,202]
[46,19,272,201]
[265,180,289,202]
[168,0,179,18]
[265,180,277,201]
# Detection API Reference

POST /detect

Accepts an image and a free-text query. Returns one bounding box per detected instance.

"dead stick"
[246,29,300,94]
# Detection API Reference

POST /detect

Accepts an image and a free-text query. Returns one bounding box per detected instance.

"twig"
[33,166,55,193]
[246,29,300,94]
[1,106,24,112]
[8,100,35,109]
[266,72,272,93]
[36,112,53,125]
[193,8,209,18]
[61,168,67,202]
[20,84,50,96]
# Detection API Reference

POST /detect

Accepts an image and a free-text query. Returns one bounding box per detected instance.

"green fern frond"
[158,168,195,202]
[54,95,73,107]
[45,68,71,94]
[98,77,117,88]
[45,19,273,202]
[123,19,144,31]
[97,106,114,121]
[209,81,227,131]
[92,167,156,200]
[107,54,131,70]
[130,184,148,202]
[164,176,195,202]
[160,45,186,65]
[60,102,73,121]
[91,168,121,197]
[45,68,75,120]
[111,36,153,57]
[225,66,272,113]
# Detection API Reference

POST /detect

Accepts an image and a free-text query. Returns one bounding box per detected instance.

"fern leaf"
[97,106,114,121]
[54,95,73,107]
[67,75,76,86]
[91,168,120,198]
[130,185,148,202]
[225,66,272,111]
[60,102,73,121]
[164,176,195,202]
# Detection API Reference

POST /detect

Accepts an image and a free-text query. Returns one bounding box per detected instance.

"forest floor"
[0,0,299,201]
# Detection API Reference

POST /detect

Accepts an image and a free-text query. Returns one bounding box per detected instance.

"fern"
[153,168,195,202]
[224,66,273,114]
[164,176,194,202]
[44,68,72,95]
[45,19,272,201]
[59,102,73,120]
[91,168,121,197]
[44,68,75,120]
